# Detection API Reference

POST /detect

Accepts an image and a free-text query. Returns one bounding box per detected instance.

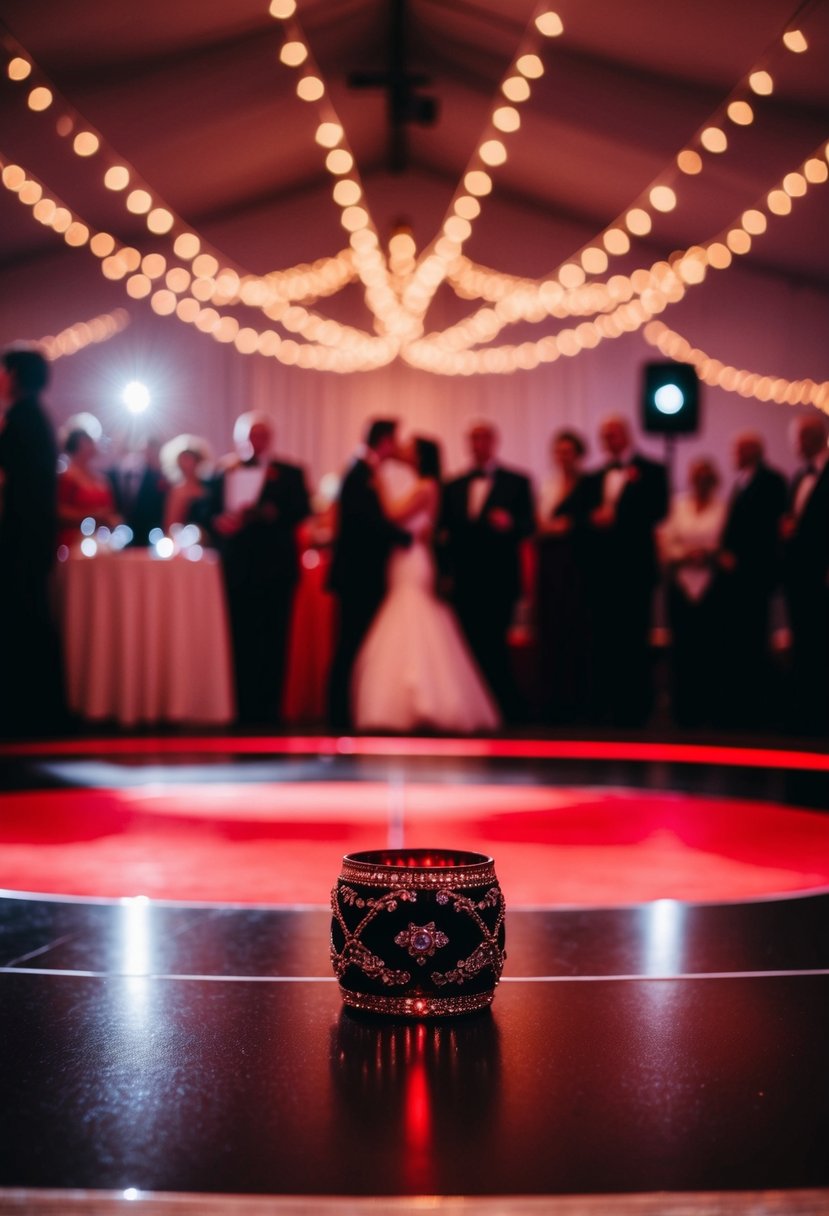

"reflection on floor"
[1,735,829,1214]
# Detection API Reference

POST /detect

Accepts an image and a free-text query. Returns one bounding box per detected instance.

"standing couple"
[327,418,501,734]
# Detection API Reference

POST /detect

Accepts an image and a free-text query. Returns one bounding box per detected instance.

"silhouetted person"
[780,415,829,734]
[585,415,668,727]
[718,431,786,729]
[659,457,727,728]
[327,418,411,731]
[440,421,534,721]
[0,346,64,736]
[535,429,593,723]
[202,411,310,726]
[109,437,169,545]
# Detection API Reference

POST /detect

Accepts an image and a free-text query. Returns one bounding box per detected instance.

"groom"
[327,418,412,731]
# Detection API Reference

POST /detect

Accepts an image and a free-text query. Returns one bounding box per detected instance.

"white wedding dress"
[352,462,501,733]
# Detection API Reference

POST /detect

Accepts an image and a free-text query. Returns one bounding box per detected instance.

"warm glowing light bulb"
[33,198,56,224]
[726,229,751,255]
[502,76,531,102]
[783,172,807,197]
[51,207,72,233]
[73,131,99,156]
[581,246,608,275]
[804,158,828,184]
[7,57,32,81]
[90,232,115,257]
[516,54,544,79]
[535,11,564,36]
[741,209,766,234]
[783,29,808,52]
[297,76,324,101]
[727,100,754,125]
[64,222,89,246]
[464,170,492,196]
[280,41,308,67]
[18,180,43,206]
[315,122,343,148]
[649,185,677,212]
[492,106,520,133]
[677,149,702,175]
[151,290,177,316]
[767,189,792,215]
[341,205,368,231]
[147,207,174,234]
[454,195,480,220]
[332,179,361,206]
[2,164,26,191]
[141,253,166,279]
[706,242,732,269]
[326,149,353,175]
[749,70,774,95]
[104,166,130,191]
[126,274,151,299]
[269,0,296,15]
[603,228,630,256]
[126,189,152,214]
[479,139,507,166]
[625,208,652,235]
[27,86,53,111]
[443,216,471,243]
[193,253,219,277]
[700,127,727,153]
[174,232,200,260]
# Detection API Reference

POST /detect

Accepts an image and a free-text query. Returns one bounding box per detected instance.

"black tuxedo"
[782,461,829,732]
[109,464,169,546]
[327,457,411,730]
[440,464,534,718]
[202,458,311,725]
[718,462,787,727]
[584,454,669,726]
[0,394,64,734]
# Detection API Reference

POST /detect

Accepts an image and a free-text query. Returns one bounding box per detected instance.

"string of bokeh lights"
[0,1,826,379]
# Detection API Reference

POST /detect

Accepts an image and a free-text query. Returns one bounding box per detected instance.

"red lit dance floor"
[2,735,829,905]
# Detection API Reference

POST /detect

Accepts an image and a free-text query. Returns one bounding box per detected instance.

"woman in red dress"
[57,428,121,549]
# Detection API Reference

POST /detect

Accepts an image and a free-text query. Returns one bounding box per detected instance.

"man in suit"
[440,420,534,720]
[718,431,787,729]
[780,414,829,734]
[0,346,64,736]
[109,436,169,545]
[202,411,310,727]
[327,418,412,731]
[585,414,668,727]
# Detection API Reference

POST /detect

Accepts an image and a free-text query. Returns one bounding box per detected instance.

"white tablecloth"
[58,549,235,726]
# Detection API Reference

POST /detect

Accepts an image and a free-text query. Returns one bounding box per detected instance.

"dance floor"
[1,734,829,1215]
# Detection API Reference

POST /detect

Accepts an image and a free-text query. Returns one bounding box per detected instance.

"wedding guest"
[585,414,668,727]
[0,346,64,736]
[440,420,535,721]
[780,414,829,734]
[57,426,121,549]
[658,457,726,727]
[202,411,311,726]
[327,418,411,731]
[534,429,593,723]
[109,436,169,545]
[717,431,786,729]
[161,434,211,533]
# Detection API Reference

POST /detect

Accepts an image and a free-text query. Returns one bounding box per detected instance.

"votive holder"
[330,848,506,1017]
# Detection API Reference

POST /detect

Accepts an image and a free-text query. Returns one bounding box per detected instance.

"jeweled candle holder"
[331,848,506,1017]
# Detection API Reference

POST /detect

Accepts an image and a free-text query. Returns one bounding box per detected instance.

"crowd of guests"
[1,342,828,739]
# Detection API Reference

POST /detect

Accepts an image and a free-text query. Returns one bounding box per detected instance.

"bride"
[352,436,501,733]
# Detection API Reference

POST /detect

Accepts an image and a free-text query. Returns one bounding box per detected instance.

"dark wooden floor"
[2,737,829,1215]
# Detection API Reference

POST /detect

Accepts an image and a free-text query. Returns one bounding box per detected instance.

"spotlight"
[122,381,150,414]
[641,362,699,435]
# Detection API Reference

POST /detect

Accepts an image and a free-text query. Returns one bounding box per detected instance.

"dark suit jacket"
[0,394,58,578]
[440,465,535,605]
[783,462,829,589]
[585,454,669,585]
[201,458,311,589]
[109,465,169,546]
[328,457,410,605]
[721,462,787,592]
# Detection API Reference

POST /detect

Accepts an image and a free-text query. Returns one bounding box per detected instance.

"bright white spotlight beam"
[122,381,150,414]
